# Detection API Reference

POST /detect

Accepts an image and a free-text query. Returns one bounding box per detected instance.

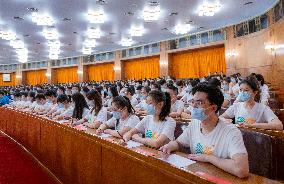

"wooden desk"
[0,107,280,184]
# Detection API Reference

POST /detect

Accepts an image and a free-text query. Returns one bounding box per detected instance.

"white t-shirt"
[260,84,270,105]
[177,119,247,159]
[135,100,148,111]
[130,97,138,107]
[135,115,176,141]
[181,93,193,103]
[230,84,239,98]
[171,100,184,113]
[225,102,278,124]
[86,107,107,123]
[106,114,140,131]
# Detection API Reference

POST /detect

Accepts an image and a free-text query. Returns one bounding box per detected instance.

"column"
[46,60,52,83]
[159,41,169,77]
[15,64,23,85]
[77,57,84,82]
[114,51,122,80]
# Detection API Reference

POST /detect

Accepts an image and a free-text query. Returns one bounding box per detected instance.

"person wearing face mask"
[0,90,10,106]
[220,77,282,130]
[229,75,240,99]
[72,90,107,128]
[19,92,36,110]
[96,96,139,138]
[51,94,72,120]
[57,86,65,96]
[160,83,249,178]
[104,85,118,108]
[135,86,151,114]
[255,74,270,105]
[133,85,143,102]
[167,85,184,118]
[124,86,138,107]
[71,85,81,95]
[221,77,231,108]
[30,93,51,113]
[38,90,58,115]
[181,79,199,103]
[123,90,176,149]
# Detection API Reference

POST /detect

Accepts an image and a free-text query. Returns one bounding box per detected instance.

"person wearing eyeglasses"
[123,90,176,149]
[220,77,283,130]
[96,96,140,138]
[160,83,249,178]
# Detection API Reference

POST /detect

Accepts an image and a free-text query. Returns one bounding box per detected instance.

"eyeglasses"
[189,100,207,108]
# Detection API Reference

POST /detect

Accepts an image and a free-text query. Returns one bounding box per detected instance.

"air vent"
[68,43,72,46]
[169,12,178,16]
[244,2,253,6]
[36,42,41,45]
[63,17,72,21]
[14,16,24,20]
[124,11,134,16]
[149,1,159,6]
[96,0,107,5]
[73,31,78,34]
[27,7,38,12]
[23,34,30,37]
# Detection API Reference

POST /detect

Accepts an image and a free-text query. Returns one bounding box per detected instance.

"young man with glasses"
[160,83,249,178]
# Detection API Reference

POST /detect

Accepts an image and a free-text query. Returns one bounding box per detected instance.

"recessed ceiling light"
[27,7,38,12]
[87,10,105,23]
[143,5,160,22]
[73,31,78,34]
[31,12,54,26]
[14,16,24,20]
[244,2,253,6]
[173,24,191,35]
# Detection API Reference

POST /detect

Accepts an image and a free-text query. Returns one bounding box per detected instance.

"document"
[126,140,143,148]
[160,154,196,168]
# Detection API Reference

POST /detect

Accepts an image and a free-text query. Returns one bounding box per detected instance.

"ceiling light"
[0,30,16,40]
[31,12,54,26]
[173,24,191,35]
[10,39,25,49]
[143,6,160,22]
[82,47,92,55]
[120,38,133,47]
[43,28,58,40]
[199,1,221,17]
[87,10,105,23]
[130,26,144,37]
[48,40,61,48]
[83,39,96,48]
[87,28,101,39]
[49,53,59,60]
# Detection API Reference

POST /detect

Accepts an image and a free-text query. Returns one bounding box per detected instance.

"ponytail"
[148,90,171,121]
[112,96,135,114]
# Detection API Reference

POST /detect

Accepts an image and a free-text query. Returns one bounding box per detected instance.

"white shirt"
[171,100,184,113]
[130,97,138,107]
[86,107,108,123]
[181,93,193,103]
[177,119,247,159]
[135,115,176,141]
[106,114,140,131]
[225,102,278,124]
[260,84,270,105]
[230,84,239,98]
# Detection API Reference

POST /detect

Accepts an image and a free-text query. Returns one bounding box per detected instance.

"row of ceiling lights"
[0,0,222,62]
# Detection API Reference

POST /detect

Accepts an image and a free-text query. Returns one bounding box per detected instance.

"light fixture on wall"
[198,1,221,17]
[113,66,121,71]
[264,43,284,50]
[77,70,83,74]
[16,75,22,79]
[160,60,168,66]
[226,50,238,58]
[45,73,51,77]
[31,12,54,26]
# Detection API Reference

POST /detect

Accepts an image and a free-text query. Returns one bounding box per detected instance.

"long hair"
[71,92,89,119]
[86,90,102,115]
[148,90,171,121]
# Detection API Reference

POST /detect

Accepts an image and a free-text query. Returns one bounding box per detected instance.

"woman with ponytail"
[96,96,140,138]
[123,90,176,148]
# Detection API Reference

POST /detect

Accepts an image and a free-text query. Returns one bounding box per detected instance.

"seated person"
[220,77,283,130]
[96,96,140,138]
[38,90,58,115]
[181,79,200,103]
[167,85,184,118]
[72,90,107,128]
[123,90,176,149]
[51,94,72,120]
[255,74,270,105]
[124,86,138,107]
[160,83,249,178]
[29,94,52,113]
[229,75,239,99]
[221,77,232,108]
[0,90,10,106]
[135,86,151,114]
[18,92,36,110]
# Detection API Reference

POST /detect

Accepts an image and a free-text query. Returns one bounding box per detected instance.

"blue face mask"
[112,111,121,119]
[185,85,193,93]
[238,91,251,102]
[191,107,207,121]
[108,91,113,97]
[58,103,64,108]
[223,85,229,91]
[231,78,236,83]
[140,95,146,100]
[147,104,156,115]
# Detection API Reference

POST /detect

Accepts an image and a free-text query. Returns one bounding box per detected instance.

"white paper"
[99,133,111,138]
[57,120,68,124]
[160,154,196,168]
[126,140,143,148]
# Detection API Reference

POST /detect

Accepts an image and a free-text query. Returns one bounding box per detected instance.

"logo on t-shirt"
[236,117,256,124]
[145,130,158,139]
[195,143,214,155]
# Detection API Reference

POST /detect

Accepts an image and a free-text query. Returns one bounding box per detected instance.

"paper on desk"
[160,154,196,168]
[126,140,143,148]
[57,120,68,124]
[99,133,111,138]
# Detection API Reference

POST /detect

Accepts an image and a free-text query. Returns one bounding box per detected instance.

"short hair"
[57,94,69,103]
[208,78,221,88]
[167,84,178,95]
[44,90,57,97]
[192,83,224,113]
[35,93,46,100]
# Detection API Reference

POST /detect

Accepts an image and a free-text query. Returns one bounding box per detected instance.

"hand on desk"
[131,134,142,142]
[188,154,212,163]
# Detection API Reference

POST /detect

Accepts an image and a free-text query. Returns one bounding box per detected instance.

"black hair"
[148,90,171,121]
[13,92,21,98]
[142,86,151,94]
[44,90,57,97]
[109,85,118,97]
[255,74,265,86]
[21,91,28,97]
[151,83,161,91]
[72,85,81,92]
[28,91,36,102]
[125,86,135,96]
[192,83,224,113]
[240,76,260,102]
[112,96,134,114]
[191,79,200,88]
[35,93,46,100]
[82,86,90,93]
[224,77,231,84]
[71,92,89,119]
[208,78,221,88]
[86,90,102,115]
[58,86,65,93]
[136,85,143,91]
[57,94,69,103]
[0,91,5,96]
[167,84,178,95]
